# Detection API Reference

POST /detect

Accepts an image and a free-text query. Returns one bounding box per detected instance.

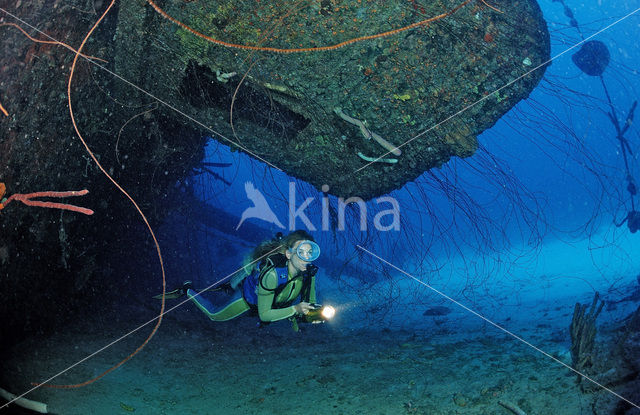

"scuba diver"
[163,230,331,329]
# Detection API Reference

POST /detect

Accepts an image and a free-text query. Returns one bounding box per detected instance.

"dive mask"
[291,240,320,262]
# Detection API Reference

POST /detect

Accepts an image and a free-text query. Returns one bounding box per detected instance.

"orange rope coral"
[147,0,474,54]
[26,0,167,389]
[0,22,106,118]
[0,23,106,62]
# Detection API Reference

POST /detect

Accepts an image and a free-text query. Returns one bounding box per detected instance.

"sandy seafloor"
[2,228,639,415]
[1,289,637,415]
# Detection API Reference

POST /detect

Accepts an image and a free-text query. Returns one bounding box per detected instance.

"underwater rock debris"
[115,0,550,199]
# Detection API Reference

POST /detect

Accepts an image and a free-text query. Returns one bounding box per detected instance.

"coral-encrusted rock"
[0,0,205,350]
[622,307,640,371]
[114,0,550,199]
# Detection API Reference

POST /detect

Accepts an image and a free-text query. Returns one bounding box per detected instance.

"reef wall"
[0,0,549,349]
[0,0,205,349]
[114,0,550,199]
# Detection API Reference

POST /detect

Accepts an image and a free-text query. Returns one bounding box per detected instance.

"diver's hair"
[242,230,315,275]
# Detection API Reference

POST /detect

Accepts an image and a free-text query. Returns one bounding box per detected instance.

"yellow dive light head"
[303,303,336,323]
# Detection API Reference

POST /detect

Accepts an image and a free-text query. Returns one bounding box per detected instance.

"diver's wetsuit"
[186,265,316,323]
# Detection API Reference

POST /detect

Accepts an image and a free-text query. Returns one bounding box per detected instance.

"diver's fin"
[153,280,192,299]
[152,288,183,300]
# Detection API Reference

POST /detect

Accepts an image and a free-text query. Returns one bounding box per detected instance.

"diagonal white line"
[356,244,640,410]
[0,5,287,408]
[0,245,283,411]
[0,7,283,172]
[353,6,640,172]
[1,2,638,411]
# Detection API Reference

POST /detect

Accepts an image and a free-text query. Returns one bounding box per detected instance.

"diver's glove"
[293,302,313,316]
[152,280,192,300]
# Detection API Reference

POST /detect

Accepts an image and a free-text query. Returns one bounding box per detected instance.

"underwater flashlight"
[302,304,336,323]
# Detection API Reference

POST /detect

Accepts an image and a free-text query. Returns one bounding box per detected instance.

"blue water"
[185,0,640,323]
[2,1,640,414]
[155,2,640,413]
